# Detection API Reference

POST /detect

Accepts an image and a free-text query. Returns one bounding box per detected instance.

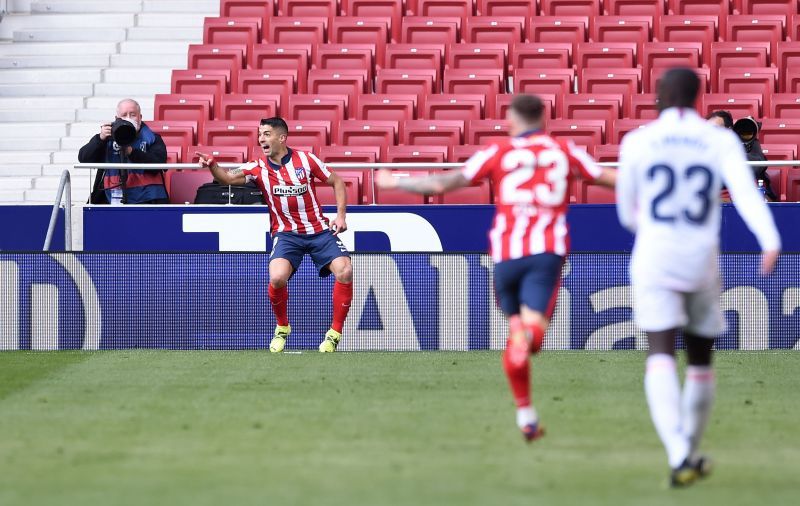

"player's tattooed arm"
[375,169,470,195]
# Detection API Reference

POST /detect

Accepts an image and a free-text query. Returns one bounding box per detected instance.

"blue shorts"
[493,253,564,316]
[270,231,349,278]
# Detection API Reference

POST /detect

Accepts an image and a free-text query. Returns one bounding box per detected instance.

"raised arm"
[196,152,247,186]
[375,169,470,195]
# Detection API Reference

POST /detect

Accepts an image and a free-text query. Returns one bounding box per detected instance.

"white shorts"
[633,282,725,337]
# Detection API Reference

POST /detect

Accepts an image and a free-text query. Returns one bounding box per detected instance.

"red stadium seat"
[286,120,331,149]
[529,16,589,45]
[786,68,800,94]
[147,121,198,158]
[314,173,363,205]
[605,0,666,17]
[443,68,504,112]
[439,174,493,204]
[168,171,215,205]
[236,70,295,107]
[450,144,483,161]
[790,13,800,40]
[219,95,279,121]
[667,0,732,34]
[203,121,258,147]
[249,44,309,92]
[423,94,485,120]
[154,94,213,125]
[575,42,638,69]
[466,119,509,144]
[562,94,623,122]
[337,121,398,157]
[319,145,380,163]
[761,143,797,201]
[629,93,661,118]
[203,17,260,50]
[701,93,763,118]
[511,42,572,70]
[446,43,507,77]
[591,16,652,46]
[777,42,800,92]
[376,68,439,95]
[476,0,535,17]
[760,119,800,158]
[579,181,617,204]
[383,43,444,82]
[165,146,181,164]
[711,42,771,74]
[416,0,472,19]
[220,0,275,28]
[401,17,460,45]
[547,119,606,152]
[610,118,649,143]
[541,0,602,16]
[171,70,228,101]
[715,68,778,109]
[594,144,621,162]
[641,42,704,91]
[187,44,245,87]
[357,94,417,121]
[741,0,797,16]
[656,15,718,64]
[580,68,641,95]
[402,119,464,145]
[463,17,527,44]
[649,65,710,92]
[495,93,557,119]
[726,15,784,59]
[340,0,402,42]
[267,17,327,45]
[513,69,575,111]
[786,169,800,202]
[188,145,248,163]
[307,69,368,113]
[387,145,449,163]
[278,0,338,18]
[770,94,800,118]
[329,17,390,66]
[760,144,797,160]
[372,172,432,204]
[313,45,375,85]
[287,95,348,138]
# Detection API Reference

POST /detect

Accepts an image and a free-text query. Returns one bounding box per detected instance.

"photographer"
[78,98,169,204]
[733,116,777,202]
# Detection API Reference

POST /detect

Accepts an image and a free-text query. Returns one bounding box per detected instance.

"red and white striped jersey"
[240,148,332,235]
[461,131,602,262]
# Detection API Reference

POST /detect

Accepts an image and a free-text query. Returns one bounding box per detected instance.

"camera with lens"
[732,116,762,153]
[111,118,137,147]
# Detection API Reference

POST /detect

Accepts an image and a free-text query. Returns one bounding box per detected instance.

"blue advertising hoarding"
[0,205,64,251]
[1,252,798,351]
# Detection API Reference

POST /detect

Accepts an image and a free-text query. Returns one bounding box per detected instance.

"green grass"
[0,351,797,506]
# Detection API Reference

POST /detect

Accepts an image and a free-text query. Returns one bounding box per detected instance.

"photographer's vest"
[103,123,168,203]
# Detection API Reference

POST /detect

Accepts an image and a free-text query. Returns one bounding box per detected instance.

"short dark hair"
[259,117,289,136]
[509,94,545,123]
[706,110,733,129]
[657,68,700,110]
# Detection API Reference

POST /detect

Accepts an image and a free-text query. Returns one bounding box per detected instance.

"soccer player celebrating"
[616,68,781,487]
[376,95,616,441]
[197,117,353,353]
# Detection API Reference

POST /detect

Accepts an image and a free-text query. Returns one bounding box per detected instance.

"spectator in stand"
[733,116,776,202]
[78,99,168,204]
[706,110,733,129]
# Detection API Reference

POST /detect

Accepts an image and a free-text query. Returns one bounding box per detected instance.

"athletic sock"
[330,280,353,333]
[516,406,538,430]
[503,316,531,409]
[681,365,715,459]
[645,353,690,468]
[525,322,545,354]
[268,284,289,327]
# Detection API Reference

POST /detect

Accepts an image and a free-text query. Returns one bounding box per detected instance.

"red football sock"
[268,284,289,326]
[503,315,531,408]
[526,322,545,354]
[330,280,353,333]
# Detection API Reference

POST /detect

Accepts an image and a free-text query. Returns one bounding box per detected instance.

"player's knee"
[334,262,353,283]
[269,276,288,289]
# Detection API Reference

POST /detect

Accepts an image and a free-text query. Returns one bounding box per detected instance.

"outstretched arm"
[196,152,247,186]
[375,169,470,195]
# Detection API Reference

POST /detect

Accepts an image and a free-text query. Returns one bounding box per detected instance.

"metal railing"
[43,169,72,251]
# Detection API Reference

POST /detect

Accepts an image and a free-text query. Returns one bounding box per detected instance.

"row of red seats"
[154,90,800,125]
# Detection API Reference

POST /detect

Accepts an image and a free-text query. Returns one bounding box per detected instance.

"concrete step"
[25,186,89,203]
[61,137,94,151]
[86,96,153,109]
[0,68,102,83]
[0,151,52,164]
[31,0,144,13]
[120,40,193,54]
[126,26,203,41]
[68,122,104,138]
[142,0,219,13]
[110,53,186,68]
[35,175,91,189]
[1,177,34,190]
[0,191,28,203]
[0,108,76,122]
[93,82,170,97]
[136,13,211,27]
[77,108,154,122]
[0,83,93,95]
[13,28,128,42]
[0,122,67,137]
[0,42,118,56]
[0,96,85,109]
[103,67,172,84]
[0,165,43,177]
[0,54,110,68]
[43,163,84,176]
[49,152,81,164]
[0,13,135,34]
[0,137,60,151]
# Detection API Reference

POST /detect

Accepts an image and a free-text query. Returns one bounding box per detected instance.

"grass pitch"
[0,351,797,506]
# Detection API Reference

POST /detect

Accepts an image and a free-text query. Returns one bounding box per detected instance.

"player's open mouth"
[261,145,270,153]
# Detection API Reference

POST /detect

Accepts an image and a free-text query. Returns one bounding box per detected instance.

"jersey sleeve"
[719,132,781,252]
[306,152,332,182]
[461,144,500,183]
[238,161,260,183]
[615,133,640,233]
[563,140,603,181]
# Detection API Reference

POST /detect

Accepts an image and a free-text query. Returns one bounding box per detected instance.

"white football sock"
[645,354,690,468]
[682,365,715,459]
[516,406,538,429]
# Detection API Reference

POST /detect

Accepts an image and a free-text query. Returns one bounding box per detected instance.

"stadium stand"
[2,0,799,203]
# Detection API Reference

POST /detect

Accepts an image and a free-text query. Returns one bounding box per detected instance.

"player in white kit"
[616,68,781,487]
